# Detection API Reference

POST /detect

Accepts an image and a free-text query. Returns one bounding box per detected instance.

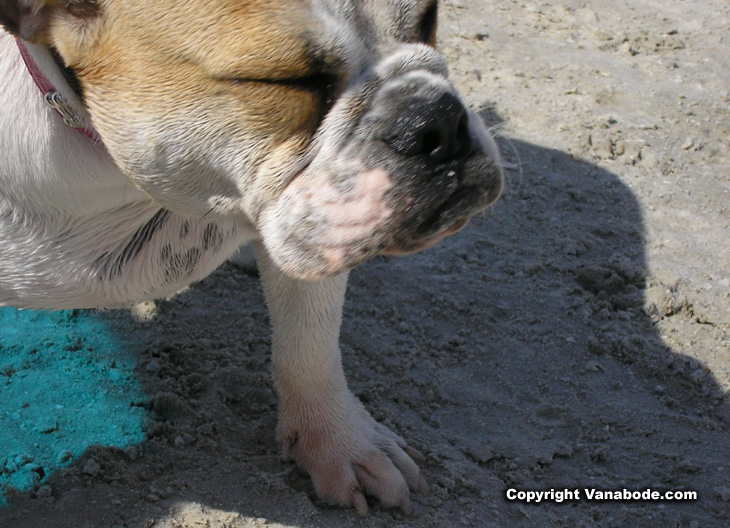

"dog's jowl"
[0,0,501,515]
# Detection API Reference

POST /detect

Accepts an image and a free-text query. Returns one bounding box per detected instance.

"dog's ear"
[0,0,49,40]
[0,0,99,43]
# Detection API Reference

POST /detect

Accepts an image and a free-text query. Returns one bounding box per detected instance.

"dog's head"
[2,0,502,279]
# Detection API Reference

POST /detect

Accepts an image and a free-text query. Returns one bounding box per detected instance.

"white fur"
[0,32,251,309]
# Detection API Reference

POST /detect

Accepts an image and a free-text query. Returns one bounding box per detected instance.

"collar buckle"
[44,91,84,129]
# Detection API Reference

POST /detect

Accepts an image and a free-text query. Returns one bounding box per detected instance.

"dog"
[0,0,502,516]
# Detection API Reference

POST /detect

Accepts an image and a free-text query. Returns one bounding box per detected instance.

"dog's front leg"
[253,241,427,516]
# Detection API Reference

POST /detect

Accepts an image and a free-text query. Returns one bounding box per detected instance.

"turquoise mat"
[0,308,146,505]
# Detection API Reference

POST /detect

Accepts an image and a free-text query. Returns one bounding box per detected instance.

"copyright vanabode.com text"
[505,488,698,503]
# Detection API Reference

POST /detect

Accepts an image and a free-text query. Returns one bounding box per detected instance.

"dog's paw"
[278,392,428,516]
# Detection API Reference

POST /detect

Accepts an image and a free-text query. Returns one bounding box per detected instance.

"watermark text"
[505,488,697,503]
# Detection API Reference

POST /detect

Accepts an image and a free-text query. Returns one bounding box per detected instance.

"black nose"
[383,93,471,163]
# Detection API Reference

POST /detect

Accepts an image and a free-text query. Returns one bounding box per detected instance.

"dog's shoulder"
[0,30,253,309]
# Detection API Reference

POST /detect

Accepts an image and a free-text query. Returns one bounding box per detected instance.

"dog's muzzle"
[258,48,503,279]
[370,79,502,254]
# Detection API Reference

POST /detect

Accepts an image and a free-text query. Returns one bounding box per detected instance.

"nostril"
[420,111,470,162]
[421,129,444,158]
[383,93,472,163]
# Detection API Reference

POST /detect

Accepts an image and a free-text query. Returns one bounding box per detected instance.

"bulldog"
[0,0,502,516]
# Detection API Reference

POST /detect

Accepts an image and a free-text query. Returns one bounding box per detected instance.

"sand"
[1,0,728,526]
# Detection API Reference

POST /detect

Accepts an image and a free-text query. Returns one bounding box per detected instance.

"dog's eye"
[272,73,338,115]
[418,1,438,44]
[231,73,338,130]
[273,73,336,98]
[233,73,336,102]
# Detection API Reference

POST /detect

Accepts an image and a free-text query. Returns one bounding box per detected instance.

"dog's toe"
[279,393,427,515]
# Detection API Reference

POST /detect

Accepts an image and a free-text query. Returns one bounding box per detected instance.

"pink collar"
[15,38,102,143]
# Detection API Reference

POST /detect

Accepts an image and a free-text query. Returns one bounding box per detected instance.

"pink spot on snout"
[316,168,393,269]
[321,168,391,217]
[268,167,394,277]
